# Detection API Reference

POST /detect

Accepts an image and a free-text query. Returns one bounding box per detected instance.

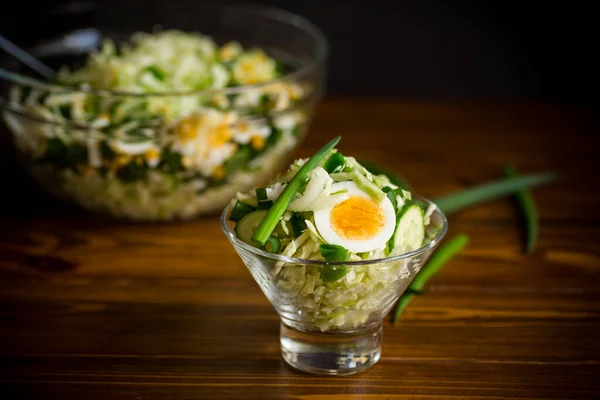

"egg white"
[168,112,238,176]
[110,140,155,156]
[314,181,396,253]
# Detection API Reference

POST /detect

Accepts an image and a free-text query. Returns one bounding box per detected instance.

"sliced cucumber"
[235,210,268,245]
[235,210,288,245]
[388,204,425,254]
[229,200,256,222]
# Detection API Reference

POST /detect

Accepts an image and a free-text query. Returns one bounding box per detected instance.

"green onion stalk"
[392,234,469,324]
[252,136,341,246]
[504,165,539,254]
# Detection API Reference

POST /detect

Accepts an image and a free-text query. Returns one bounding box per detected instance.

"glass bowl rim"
[0,1,329,98]
[221,194,449,266]
[0,92,315,131]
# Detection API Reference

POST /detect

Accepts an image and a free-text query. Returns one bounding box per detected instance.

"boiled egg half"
[314,181,396,253]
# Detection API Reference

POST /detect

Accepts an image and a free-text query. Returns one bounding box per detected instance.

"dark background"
[2,0,598,106]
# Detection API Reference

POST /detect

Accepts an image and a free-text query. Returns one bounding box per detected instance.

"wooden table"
[1,101,599,399]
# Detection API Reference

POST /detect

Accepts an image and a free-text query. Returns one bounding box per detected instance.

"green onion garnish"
[146,65,166,81]
[256,188,268,201]
[258,200,274,210]
[433,171,559,215]
[392,234,469,324]
[256,188,273,209]
[320,244,351,262]
[324,152,345,173]
[322,266,347,283]
[229,200,256,222]
[290,212,307,237]
[251,136,341,246]
[264,236,281,253]
[383,186,405,214]
[320,244,350,282]
[504,166,539,254]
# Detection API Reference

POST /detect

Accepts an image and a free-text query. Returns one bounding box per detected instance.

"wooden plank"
[0,101,598,398]
[0,291,598,360]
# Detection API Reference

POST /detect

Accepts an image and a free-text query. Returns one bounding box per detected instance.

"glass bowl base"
[280,322,382,376]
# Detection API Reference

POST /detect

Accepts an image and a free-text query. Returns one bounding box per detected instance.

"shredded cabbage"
[349,169,385,202]
[288,167,349,211]
[423,203,436,226]
[272,259,411,331]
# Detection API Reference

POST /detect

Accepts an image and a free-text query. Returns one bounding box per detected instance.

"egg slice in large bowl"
[0,2,328,221]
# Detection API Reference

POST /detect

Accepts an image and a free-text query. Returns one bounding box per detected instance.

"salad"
[227,136,439,332]
[4,30,311,220]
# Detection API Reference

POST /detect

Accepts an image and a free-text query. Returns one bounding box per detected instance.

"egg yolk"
[213,165,225,180]
[250,135,265,150]
[208,125,232,147]
[144,147,160,161]
[219,43,240,62]
[177,116,202,141]
[330,196,385,241]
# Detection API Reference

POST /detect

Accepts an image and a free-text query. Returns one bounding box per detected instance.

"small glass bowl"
[221,196,448,375]
[0,2,327,221]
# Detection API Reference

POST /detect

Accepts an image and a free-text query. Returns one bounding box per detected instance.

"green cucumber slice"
[388,204,425,254]
[229,200,256,222]
[235,210,288,245]
[235,210,268,245]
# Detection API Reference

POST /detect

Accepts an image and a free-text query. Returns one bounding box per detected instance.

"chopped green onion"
[160,148,184,174]
[229,201,256,222]
[257,200,273,210]
[383,186,405,214]
[392,234,469,324]
[434,172,559,215]
[122,130,152,143]
[324,152,345,173]
[319,244,351,262]
[320,244,350,283]
[290,212,307,237]
[256,188,268,201]
[256,187,273,210]
[251,136,341,246]
[264,236,281,253]
[266,128,282,149]
[504,166,539,254]
[388,191,399,213]
[322,266,347,283]
[58,104,72,119]
[224,146,252,175]
[146,65,166,81]
[87,95,101,115]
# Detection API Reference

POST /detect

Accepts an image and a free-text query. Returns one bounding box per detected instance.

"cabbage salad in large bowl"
[0,4,326,221]
[221,136,448,375]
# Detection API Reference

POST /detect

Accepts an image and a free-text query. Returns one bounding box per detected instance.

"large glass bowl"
[0,2,327,221]
[222,196,448,375]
